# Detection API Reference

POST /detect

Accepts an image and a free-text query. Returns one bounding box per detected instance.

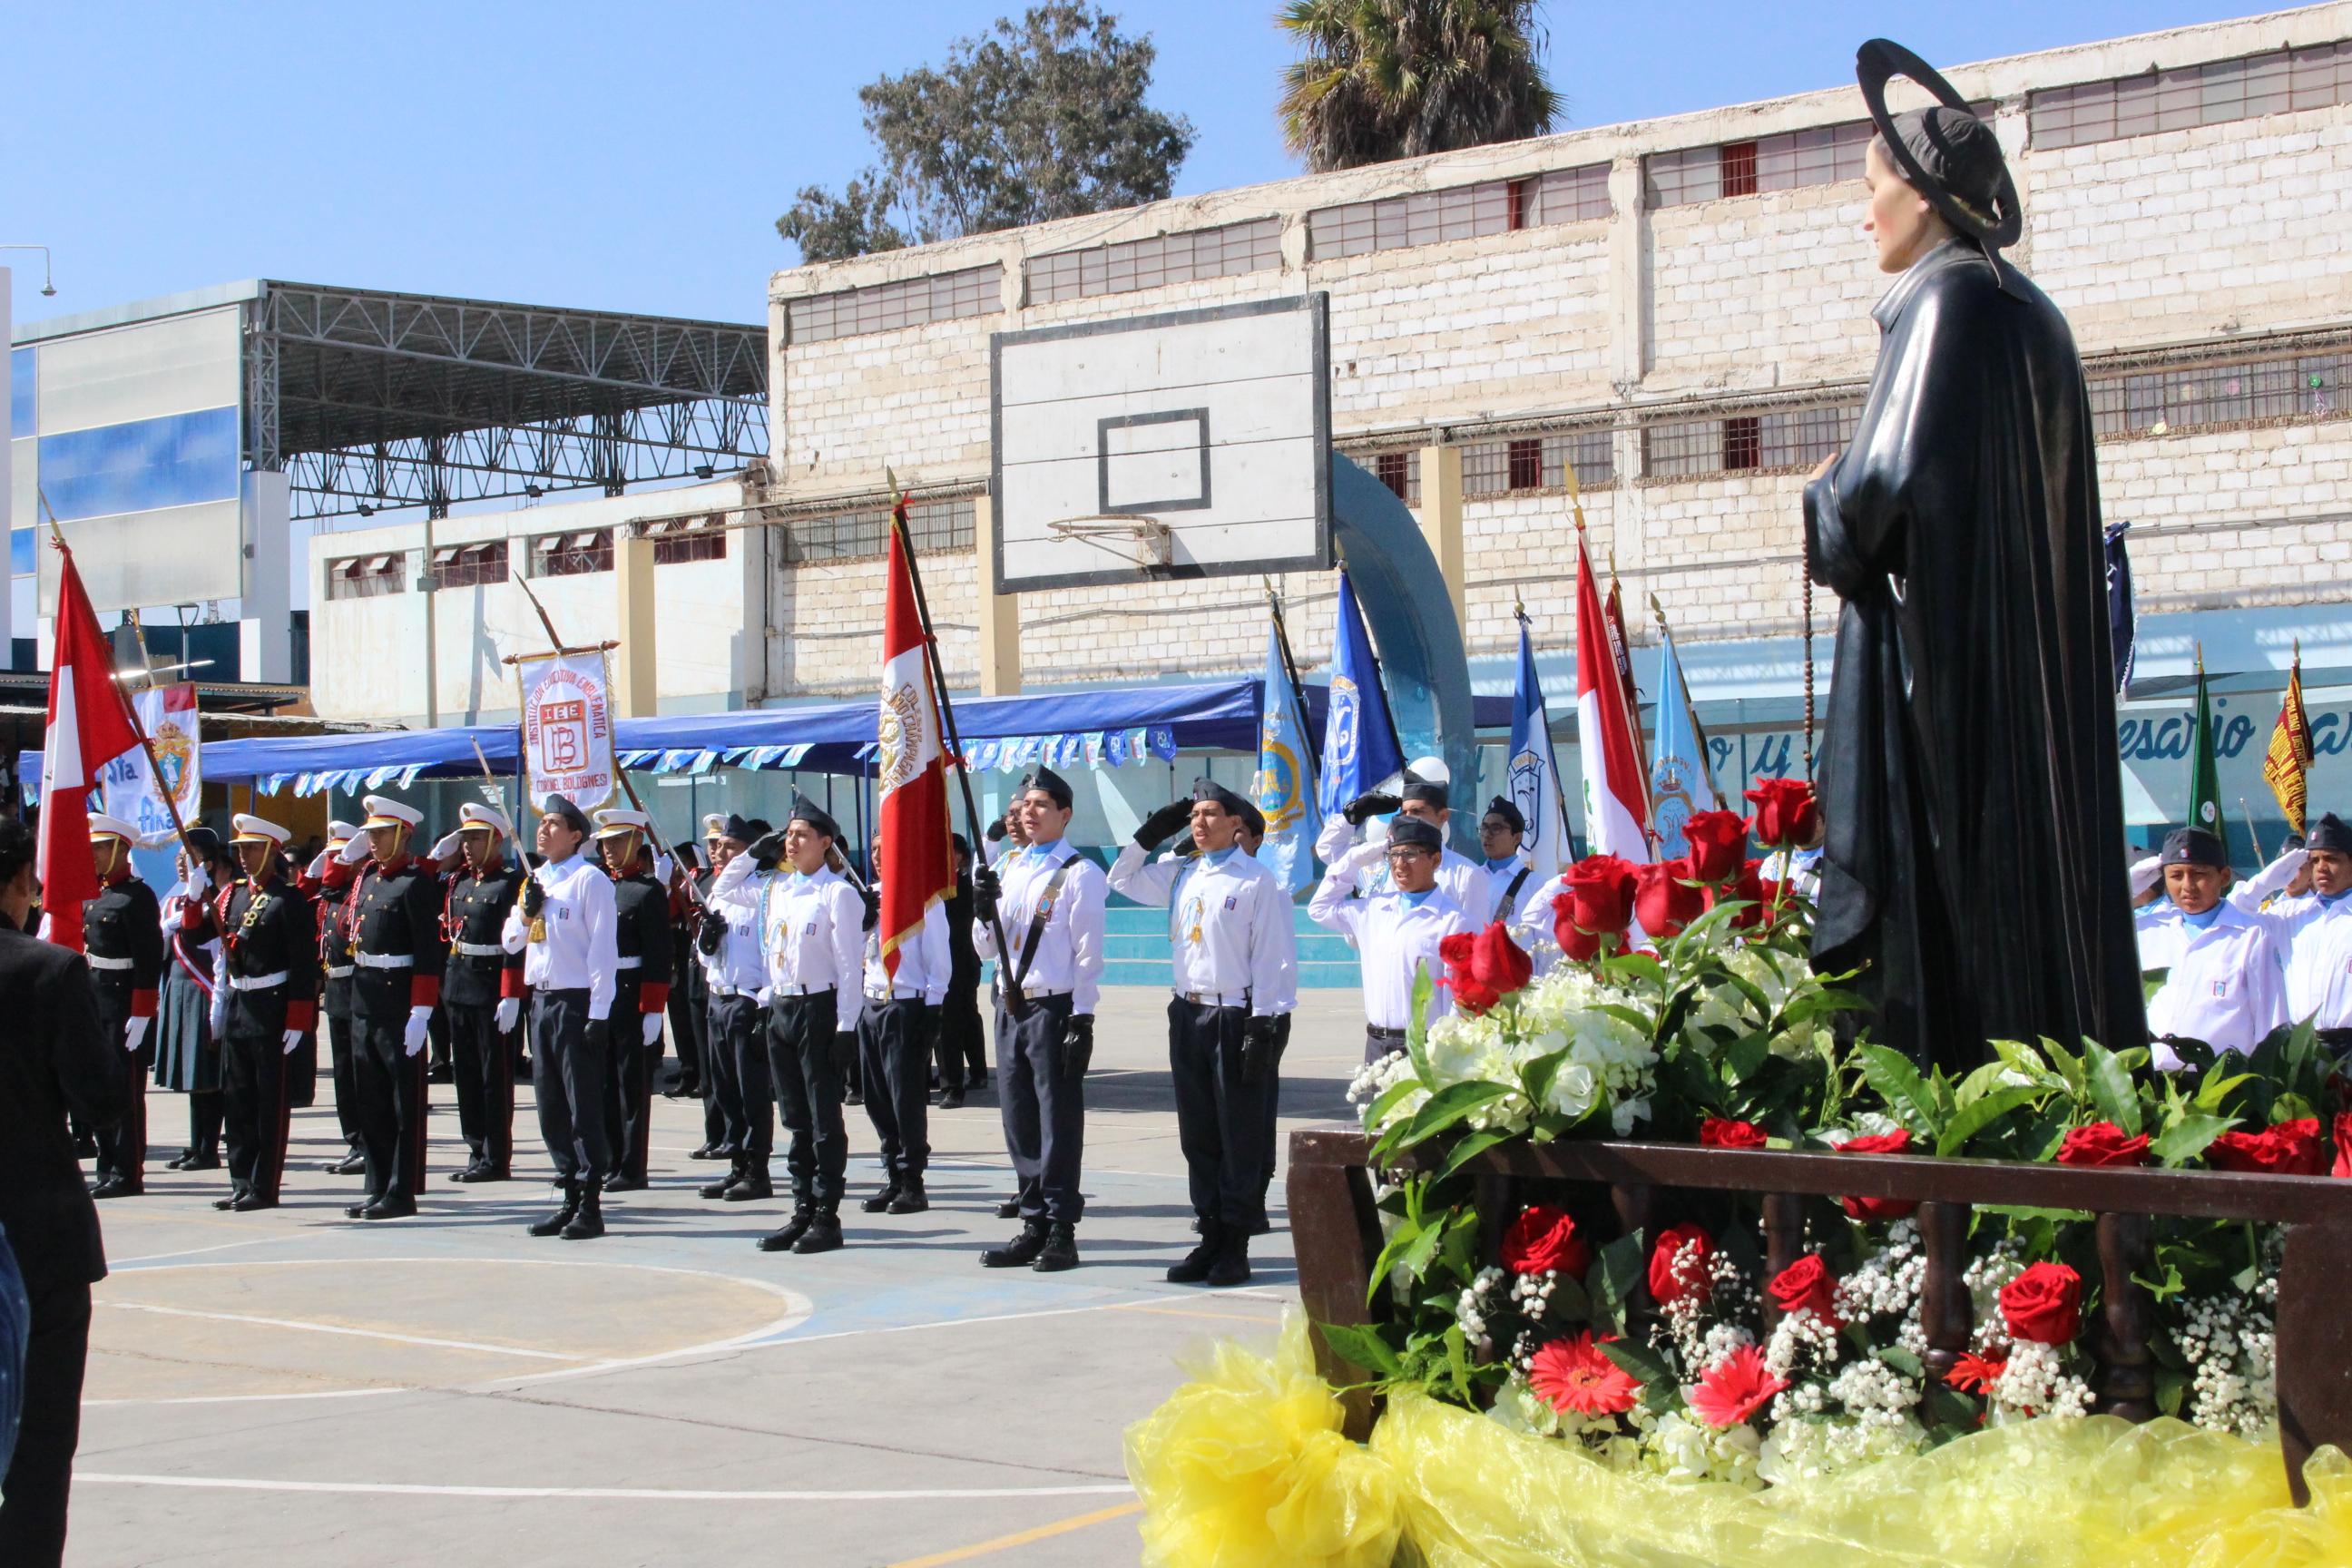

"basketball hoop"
[1046,515,1174,569]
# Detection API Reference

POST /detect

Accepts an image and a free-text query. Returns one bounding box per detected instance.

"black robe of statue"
[1805,238,2143,1073]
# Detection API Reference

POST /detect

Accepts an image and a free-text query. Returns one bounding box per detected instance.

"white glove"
[209,994,228,1036]
[403,1004,432,1055]
[495,995,522,1034]
[642,1011,663,1045]
[432,832,463,863]
[282,1027,304,1055]
[124,1015,150,1052]
[1314,812,1355,866]
[2128,854,2161,897]
[186,863,210,896]
[653,853,673,885]
[338,834,372,865]
[307,848,333,881]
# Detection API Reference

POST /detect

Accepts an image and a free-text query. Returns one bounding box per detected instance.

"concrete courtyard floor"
[64,987,1367,1568]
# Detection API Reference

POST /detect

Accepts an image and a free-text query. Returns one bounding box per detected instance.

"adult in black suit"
[0,817,126,1566]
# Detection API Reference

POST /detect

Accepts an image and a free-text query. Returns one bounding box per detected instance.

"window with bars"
[1027,219,1281,304]
[531,529,615,577]
[648,514,730,564]
[1307,162,1612,260]
[2087,352,2345,437]
[326,553,407,601]
[1374,450,1415,503]
[1642,405,1859,479]
[1646,121,1875,207]
[426,540,508,590]
[2031,40,2352,150]
[1459,429,1614,495]
[780,497,976,564]
[784,264,1002,345]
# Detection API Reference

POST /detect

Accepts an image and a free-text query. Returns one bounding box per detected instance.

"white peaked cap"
[328,819,362,840]
[87,813,141,841]
[594,808,652,837]
[360,796,424,828]
[458,801,514,837]
[230,814,291,846]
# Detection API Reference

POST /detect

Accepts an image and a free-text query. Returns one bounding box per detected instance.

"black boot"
[1167,1220,1223,1284]
[562,1185,605,1240]
[1032,1221,1079,1273]
[757,1205,815,1252]
[329,1147,367,1176]
[455,1162,510,1183]
[528,1181,582,1237]
[92,1173,143,1199]
[981,1220,1051,1269]
[603,1171,649,1192]
[995,1197,1022,1219]
[723,1165,773,1201]
[699,1161,743,1200]
[860,1181,902,1214]
[1206,1230,1250,1289]
[792,1209,844,1254]
[887,1180,928,1215]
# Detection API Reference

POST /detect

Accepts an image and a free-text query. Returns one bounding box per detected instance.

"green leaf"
[1978,1203,2096,1224]
[1722,1031,1771,1084]
[2082,1041,2142,1136]
[1592,1234,1645,1330]
[1925,1386,1979,1431]
[1545,1272,1592,1321]
[1521,1052,1562,1112]
[2154,1369,2187,1419]
[1596,1004,1658,1035]
[1602,952,1667,988]
[1874,1344,1925,1379]
[1855,1043,1940,1134]
[1435,1127,1514,1181]
[1363,1078,1425,1131]
[2151,1113,2238,1167]
[1598,1337,1672,1387]
[1405,964,1435,1071]
[1393,1079,1513,1150]
[2191,1070,2256,1113]
[2042,1036,2087,1099]
[1935,1085,2044,1156]
[1315,1320,1402,1379]
[2141,967,2170,1004]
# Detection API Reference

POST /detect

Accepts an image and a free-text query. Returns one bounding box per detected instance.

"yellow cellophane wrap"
[1126,1318,2352,1568]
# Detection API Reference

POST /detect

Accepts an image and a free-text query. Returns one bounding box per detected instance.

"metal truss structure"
[245,281,768,520]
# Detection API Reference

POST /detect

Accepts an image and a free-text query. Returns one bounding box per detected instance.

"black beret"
[1191,778,1265,838]
[1020,765,1073,809]
[788,793,842,843]
[2161,828,2228,868]
[1483,796,1525,834]
[719,813,756,843]
[539,795,594,839]
[2307,815,2352,856]
[1387,817,1443,851]
[1400,767,1447,808]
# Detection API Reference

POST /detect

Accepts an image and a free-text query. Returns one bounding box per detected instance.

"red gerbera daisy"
[1688,1344,1788,1429]
[1945,1351,2007,1395]
[1527,1331,1641,1417]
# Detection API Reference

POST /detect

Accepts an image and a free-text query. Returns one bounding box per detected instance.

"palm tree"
[1277,0,1559,172]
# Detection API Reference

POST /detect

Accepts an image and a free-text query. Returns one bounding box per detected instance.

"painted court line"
[84,1387,411,1408]
[74,1474,1135,1502]
[888,1501,1144,1567]
[96,1302,589,1362]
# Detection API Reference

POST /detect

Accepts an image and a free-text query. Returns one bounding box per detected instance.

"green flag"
[2188,655,2230,862]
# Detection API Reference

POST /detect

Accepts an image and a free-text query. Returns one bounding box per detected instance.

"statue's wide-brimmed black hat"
[1857,38,2022,250]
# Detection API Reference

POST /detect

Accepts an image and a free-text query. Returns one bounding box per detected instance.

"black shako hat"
[788,793,843,843]
[1192,777,1265,837]
[1857,39,2023,249]
[1400,767,1447,809]
[2161,828,2230,869]
[540,794,594,840]
[1020,765,1073,809]
[2308,814,2352,856]
[1483,796,1526,835]
[1387,817,1444,852]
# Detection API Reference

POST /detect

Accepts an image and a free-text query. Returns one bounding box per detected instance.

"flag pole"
[887,471,1023,1014]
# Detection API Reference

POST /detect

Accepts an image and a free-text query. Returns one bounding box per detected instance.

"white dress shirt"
[1480,852,1536,924]
[1109,842,1298,1016]
[2135,901,2288,1065]
[700,861,773,994]
[1309,842,1474,1030]
[711,855,864,995]
[974,838,1108,1014]
[501,851,618,1020]
[2247,890,2352,1031]
[1507,869,1572,976]
[1312,811,1488,924]
[863,891,950,1004]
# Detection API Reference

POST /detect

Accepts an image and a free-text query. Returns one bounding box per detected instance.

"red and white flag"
[875,505,956,976]
[1575,528,1652,863]
[39,534,143,948]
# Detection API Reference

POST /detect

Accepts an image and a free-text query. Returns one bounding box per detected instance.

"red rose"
[1837,1129,1920,1221]
[2056,1122,2151,1168]
[1681,810,1749,884]
[1500,1204,1592,1279]
[1744,778,1820,849]
[1768,1254,1843,1326]
[1564,855,1639,936]
[1469,921,1533,1000]
[1700,1118,1768,1149]
[2208,1117,2328,1176]
[1720,858,1771,930]
[1633,858,1705,939]
[1998,1261,2082,1346]
[1648,1222,1713,1305]
[1552,893,1602,962]
[1436,931,1498,1015]
[2336,1113,2352,1180]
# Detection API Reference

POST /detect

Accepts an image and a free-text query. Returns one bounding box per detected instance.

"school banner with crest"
[518,651,617,812]
[98,681,201,846]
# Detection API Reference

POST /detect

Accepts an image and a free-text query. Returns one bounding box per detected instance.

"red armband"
[500,966,526,1000]
[322,858,357,889]
[409,975,440,1009]
[130,988,159,1020]
[284,999,318,1033]
[638,980,671,1014]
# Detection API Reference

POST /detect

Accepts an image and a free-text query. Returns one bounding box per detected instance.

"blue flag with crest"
[1316,570,1403,822]
[1254,617,1314,891]
[1507,617,1573,888]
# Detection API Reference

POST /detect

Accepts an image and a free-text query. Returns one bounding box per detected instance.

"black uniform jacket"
[611,867,675,1015]
[216,873,320,1030]
[442,862,527,1009]
[310,868,355,1021]
[83,873,164,1029]
[0,925,123,1290]
[340,856,448,1025]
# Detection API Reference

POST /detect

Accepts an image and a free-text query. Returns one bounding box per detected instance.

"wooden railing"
[1287,1127,2352,1504]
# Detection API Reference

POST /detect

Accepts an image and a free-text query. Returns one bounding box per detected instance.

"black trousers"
[768,989,847,1209]
[325,1005,362,1147]
[710,991,769,1160]
[354,1017,432,1202]
[940,977,985,1087]
[699,990,738,1150]
[858,996,933,1183]
[603,987,653,1181]
[531,987,608,1184]
[669,981,705,1093]
[1168,998,1274,1234]
[446,1001,516,1171]
[0,1273,89,1567]
[220,994,292,1204]
[995,991,1083,1225]
[1259,1013,1290,1210]
[93,991,145,1180]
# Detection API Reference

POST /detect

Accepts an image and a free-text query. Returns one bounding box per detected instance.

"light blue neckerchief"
[1485,855,1518,872]
[2181,904,2223,931]
[1400,887,1436,909]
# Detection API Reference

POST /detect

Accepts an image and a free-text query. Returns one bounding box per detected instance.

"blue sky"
[0,1,2290,328]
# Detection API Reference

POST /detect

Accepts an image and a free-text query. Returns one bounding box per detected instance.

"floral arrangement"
[1320,780,2338,1492]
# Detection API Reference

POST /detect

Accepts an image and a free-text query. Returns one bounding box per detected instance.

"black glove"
[749,831,787,868]
[860,887,880,932]
[520,877,546,918]
[1240,1014,1283,1086]
[696,909,725,956]
[1134,799,1194,851]
[917,1003,940,1054]
[1345,790,1402,826]
[972,863,1002,924]
[1062,1013,1094,1080]
[586,1016,612,1054]
[985,818,1009,844]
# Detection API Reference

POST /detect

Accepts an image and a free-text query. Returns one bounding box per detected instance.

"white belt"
[616,956,642,970]
[230,971,289,991]
[1005,985,1071,999]
[356,952,413,969]
[865,985,924,1003]
[1179,990,1250,1008]
[87,954,135,972]
[325,965,355,978]
[772,983,835,997]
[454,942,505,958]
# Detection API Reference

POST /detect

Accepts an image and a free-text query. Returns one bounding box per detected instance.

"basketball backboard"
[989,293,1332,593]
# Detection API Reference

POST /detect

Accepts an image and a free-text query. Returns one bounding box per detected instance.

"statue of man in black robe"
[1806,43,2143,1073]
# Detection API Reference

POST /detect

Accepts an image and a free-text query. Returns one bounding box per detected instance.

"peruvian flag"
[39,534,143,948]
[1575,528,1651,862]
[875,505,956,975]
